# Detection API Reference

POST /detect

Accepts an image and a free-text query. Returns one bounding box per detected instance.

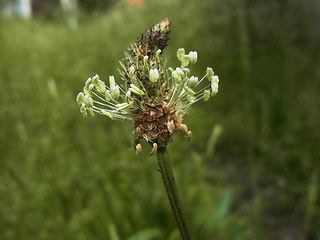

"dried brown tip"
[167,120,176,135]
[150,143,158,155]
[186,131,192,142]
[136,143,142,155]
[177,123,188,134]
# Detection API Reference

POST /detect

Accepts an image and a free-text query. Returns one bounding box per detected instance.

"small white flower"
[187,76,198,88]
[91,74,106,93]
[211,82,219,95]
[206,67,214,80]
[76,92,84,104]
[109,76,116,88]
[172,67,184,82]
[211,75,219,83]
[176,48,190,67]
[188,51,198,64]
[76,92,93,107]
[92,74,99,81]
[129,66,135,75]
[149,69,160,83]
[83,77,92,95]
[176,48,185,62]
[210,75,219,95]
[83,95,93,106]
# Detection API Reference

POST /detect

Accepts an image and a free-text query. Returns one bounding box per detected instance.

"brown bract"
[133,100,187,149]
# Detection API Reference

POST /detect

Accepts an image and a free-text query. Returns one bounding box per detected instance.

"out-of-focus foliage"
[78,0,117,13]
[0,0,319,239]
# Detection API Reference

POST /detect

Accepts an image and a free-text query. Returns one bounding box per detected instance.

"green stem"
[156,147,192,240]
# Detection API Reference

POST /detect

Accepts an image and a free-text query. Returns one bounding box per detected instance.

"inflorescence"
[76,19,219,154]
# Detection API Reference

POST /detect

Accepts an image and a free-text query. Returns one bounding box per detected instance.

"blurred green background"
[0,0,319,239]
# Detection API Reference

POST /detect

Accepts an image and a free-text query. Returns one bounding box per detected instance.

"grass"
[0,0,319,239]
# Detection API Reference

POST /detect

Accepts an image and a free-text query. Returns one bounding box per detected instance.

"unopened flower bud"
[143,55,149,66]
[188,51,198,64]
[128,66,135,75]
[109,76,120,100]
[111,85,120,100]
[156,49,161,61]
[109,76,116,88]
[116,102,133,111]
[176,48,189,67]
[129,84,145,96]
[149,69,160,83]
[177,48,185,62]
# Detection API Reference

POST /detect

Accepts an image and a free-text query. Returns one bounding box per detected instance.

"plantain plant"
[76,19,220,240]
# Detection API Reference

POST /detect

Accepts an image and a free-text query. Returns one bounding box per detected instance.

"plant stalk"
[156,147,192,240]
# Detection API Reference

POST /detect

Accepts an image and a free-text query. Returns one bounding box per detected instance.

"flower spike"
[76,19,220,150]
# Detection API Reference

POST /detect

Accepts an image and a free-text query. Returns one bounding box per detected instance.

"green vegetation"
[0,0,319,239]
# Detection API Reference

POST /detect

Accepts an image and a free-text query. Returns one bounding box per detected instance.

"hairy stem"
[156,147,192,240]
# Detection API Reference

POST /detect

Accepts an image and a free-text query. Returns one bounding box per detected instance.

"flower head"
[76,19,220,153]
